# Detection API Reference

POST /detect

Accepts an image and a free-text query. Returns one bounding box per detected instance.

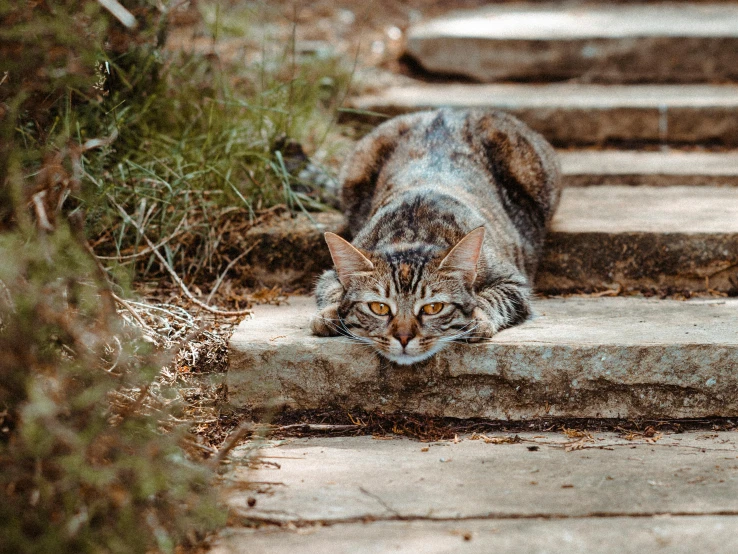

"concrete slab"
[227,296,738,419]
[349,84,738,146]
[221,433,738,523]
[405,4,738,83]
[239,186,738,292]
[554,186,738,233]
[559,150,738,187]
[541,186,738,293]
[214,516,738,554]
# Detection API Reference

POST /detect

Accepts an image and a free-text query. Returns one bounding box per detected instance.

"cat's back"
[340,109,560,256]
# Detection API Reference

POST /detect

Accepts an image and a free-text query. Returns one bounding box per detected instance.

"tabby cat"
[311,109,561,365]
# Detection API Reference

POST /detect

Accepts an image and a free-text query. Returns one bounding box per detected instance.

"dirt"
[228,406,738,442]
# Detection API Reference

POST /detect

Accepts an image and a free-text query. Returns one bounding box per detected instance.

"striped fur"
[312,109,561,365]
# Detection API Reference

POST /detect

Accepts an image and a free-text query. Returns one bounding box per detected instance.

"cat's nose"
[395,333,414,348]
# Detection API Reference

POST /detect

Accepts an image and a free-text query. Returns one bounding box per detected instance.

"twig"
[117,385,150,418]
[212,421,255,467]
[184,439,218,455]
[276,424,362,432]
[205,242,259,303]
[111,290,153,331]
[97,0,137,29]
[32,191,54,231]
[105,335,124,374]
[108,196,252,317]
[591,283,622,297]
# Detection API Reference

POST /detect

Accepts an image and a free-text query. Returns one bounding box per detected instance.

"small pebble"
[386,26,402,41]
[247,497,257,507]
[337,9,355,25]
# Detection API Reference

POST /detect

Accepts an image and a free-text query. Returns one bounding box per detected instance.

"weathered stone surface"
[238,187,738,292]
[214,517,738,554]
[239,211,345,287]
[541,185,738,293]
[214,432,738,553]
[405,4,738,83]
[554,186,738,233]
[221,433,738,523]
[349,84,738,146]
[560,150,738,187]
[227,296,738,419]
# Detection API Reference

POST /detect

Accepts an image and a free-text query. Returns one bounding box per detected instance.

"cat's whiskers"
[337,320,375,346]
[438,321,481,344]
[312,313,381,349]
[313,315,346,335]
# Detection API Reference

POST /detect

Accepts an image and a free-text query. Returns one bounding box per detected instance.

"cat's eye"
[421,302,444,315]
[368,302,391,316]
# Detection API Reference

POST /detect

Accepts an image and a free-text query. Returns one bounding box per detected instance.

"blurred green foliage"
[0,1,231,551]
[0,222,226,553]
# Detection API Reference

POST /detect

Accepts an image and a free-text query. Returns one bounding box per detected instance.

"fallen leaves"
[470,433,522,445]
[617,425,663,443]
[562,428,595,451]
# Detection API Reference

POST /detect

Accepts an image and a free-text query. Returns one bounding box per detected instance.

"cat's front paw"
[310,304,342,336]
[466,308,497,343]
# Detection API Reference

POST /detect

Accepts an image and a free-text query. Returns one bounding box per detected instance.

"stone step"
[227,296,738,419]
[540,185,738,293]
[215,433,738,552]
[405,4,738,83]
[349,83,738,146]
[241,186,738,293]
[560,150,738,187]
[217,517,738,553]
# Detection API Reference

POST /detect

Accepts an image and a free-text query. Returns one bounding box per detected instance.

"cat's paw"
[310,304,342,336]
[466,308,497,342]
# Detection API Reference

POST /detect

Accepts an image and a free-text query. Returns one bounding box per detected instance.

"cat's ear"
[438,227,485,283]
[324,232,374,287]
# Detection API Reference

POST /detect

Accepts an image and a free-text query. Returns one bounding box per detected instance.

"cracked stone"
[227,297,738,419]
[219,432,738,523]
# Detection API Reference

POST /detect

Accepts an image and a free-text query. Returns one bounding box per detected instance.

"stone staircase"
[403,3,738,83]
[227,2,738,420]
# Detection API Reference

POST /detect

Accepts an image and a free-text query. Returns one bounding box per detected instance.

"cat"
[311,108,561,365]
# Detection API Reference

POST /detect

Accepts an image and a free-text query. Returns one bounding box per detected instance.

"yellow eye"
[368,302,391,316]
[422,302,444,315]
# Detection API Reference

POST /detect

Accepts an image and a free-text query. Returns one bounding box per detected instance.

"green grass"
[77,6,353,285]
[10,1,354,287]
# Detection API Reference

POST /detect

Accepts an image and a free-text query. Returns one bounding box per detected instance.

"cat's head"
[324,228,485,365]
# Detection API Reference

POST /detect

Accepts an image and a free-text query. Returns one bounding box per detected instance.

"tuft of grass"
[7,1,354,290]
[77,3,353,287]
